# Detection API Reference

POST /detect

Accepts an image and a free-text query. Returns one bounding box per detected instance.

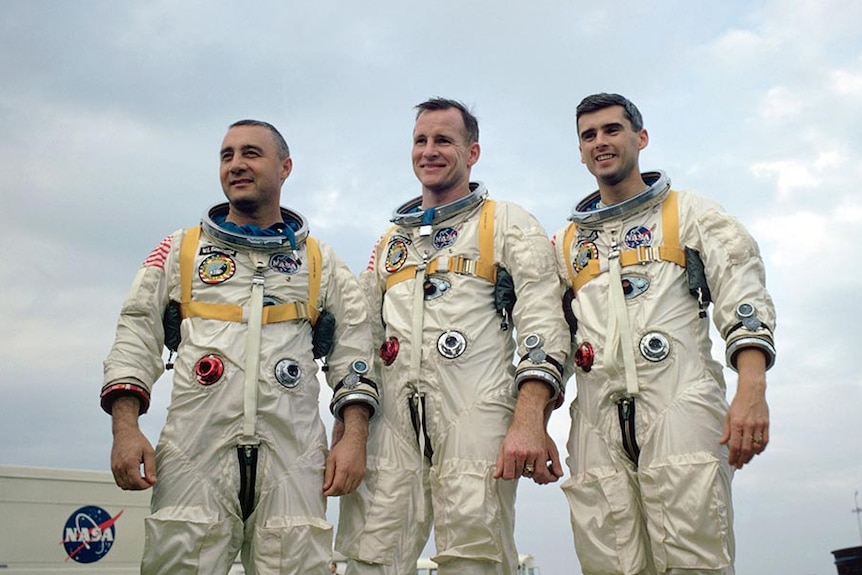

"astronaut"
[335,98,569,575]
[102,120,378,575]
[553,94,775,574]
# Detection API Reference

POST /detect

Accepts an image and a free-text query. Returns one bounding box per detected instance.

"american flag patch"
[142,235,172,269]
[366,234,385,271]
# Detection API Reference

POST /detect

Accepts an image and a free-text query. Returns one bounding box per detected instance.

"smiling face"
[412,108,480,208]
[577,104,649,202]
[219,125,292,225]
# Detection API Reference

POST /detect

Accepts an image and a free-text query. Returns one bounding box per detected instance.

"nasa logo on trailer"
[61,505,124,564]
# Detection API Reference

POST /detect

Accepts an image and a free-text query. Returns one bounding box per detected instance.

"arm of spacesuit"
[320,242,380,421]
[101,232,181,415]
[688,196,775,469]
[495,204,569,483]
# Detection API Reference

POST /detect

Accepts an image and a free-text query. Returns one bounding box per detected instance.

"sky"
[1,1,861,573]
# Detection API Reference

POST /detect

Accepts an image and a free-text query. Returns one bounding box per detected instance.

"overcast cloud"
[1,1,861,573]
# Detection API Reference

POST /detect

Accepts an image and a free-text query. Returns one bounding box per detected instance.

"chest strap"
[179,226,321,326]
[564,191,686,293]
[384,199,497,291]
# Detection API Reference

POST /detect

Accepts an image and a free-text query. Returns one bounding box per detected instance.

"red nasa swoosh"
[62,509,124,561]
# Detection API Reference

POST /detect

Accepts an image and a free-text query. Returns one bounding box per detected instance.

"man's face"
[577,105,647,187]
[219,125,292,212]
[412,108,479,199]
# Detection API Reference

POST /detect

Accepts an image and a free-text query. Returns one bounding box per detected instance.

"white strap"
[409,257,428,523]
[605,244,640,395]
[242,271,266,441]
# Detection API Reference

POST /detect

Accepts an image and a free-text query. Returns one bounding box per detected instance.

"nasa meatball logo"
[624,224,656,249]
[61,505,123,564]
[269,253,301,274]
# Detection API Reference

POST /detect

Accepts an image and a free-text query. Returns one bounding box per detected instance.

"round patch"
[385,238,409,273]
[639,332,670,362]
[194,354,224,385]
[198,253,236,284]
[62,505,119,564]
[432,227,459,250]
[274,358,302,388]
[573,242,598,272]
[269,253,301,274]
[437,330,467,359]
[624,224,655,249]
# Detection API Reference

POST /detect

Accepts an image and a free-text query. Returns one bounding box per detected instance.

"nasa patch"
[61,505,122,564]
[199,253,236,284]
[385,238,409,273]
[269,253,301,275]
[432,226,460,250]
[624,224,656,249]
[573,242,598,272]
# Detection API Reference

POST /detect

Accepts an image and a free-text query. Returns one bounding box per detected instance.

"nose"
[420,141,439,158]
[229,155,248,173]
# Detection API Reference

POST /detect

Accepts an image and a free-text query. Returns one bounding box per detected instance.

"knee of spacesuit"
[249,515,332,575]
[639,452,734,572]
[336,452,431,568]
[430,459,515,565]
[561,467,651,575]
[142,507,240,575]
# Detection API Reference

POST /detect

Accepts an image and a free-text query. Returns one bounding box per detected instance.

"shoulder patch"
[142,235,172,269]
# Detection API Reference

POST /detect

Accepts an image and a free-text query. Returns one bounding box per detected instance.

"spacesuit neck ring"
[202,202,309,251]
[568,171,671,225]
[390,181,488,227]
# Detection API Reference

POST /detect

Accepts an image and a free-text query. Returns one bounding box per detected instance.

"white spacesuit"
[102,203,379,575]
[553,172,776,574]
[336,183,569,575]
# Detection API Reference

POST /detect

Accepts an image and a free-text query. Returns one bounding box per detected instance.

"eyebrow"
[220,143,265,155]
[580,122,625,138]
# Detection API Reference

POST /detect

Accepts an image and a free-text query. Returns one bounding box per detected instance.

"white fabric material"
[337,192,568,575]
[104,221,373,575]
[554,188,774,574]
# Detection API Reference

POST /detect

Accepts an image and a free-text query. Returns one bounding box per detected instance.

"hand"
[110,396,156,490]
[720,348,769,469]
[494,381,562,484]
[323,405,369,497]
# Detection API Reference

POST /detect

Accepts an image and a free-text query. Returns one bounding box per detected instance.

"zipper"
[237,444,259,521]
[616,397,641,466]
[408,390,434,460]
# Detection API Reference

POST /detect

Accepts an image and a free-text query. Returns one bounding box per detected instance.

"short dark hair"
[228,119,291,159]
[576,93,644,132]
[414,97,479,143]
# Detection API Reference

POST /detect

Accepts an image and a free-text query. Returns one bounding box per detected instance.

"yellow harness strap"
[384,199,497,291]
[179,226,321,326]
[566,191,686,292]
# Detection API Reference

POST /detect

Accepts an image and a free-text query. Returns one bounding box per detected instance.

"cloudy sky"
[2,1,861,573]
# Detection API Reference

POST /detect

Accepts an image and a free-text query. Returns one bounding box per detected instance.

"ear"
[637,129,649,151]
[281,157,293,181]
[579,144,587,165]
[467,141,481,167]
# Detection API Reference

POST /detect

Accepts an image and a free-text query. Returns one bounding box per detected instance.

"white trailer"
[0,465,150,573]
